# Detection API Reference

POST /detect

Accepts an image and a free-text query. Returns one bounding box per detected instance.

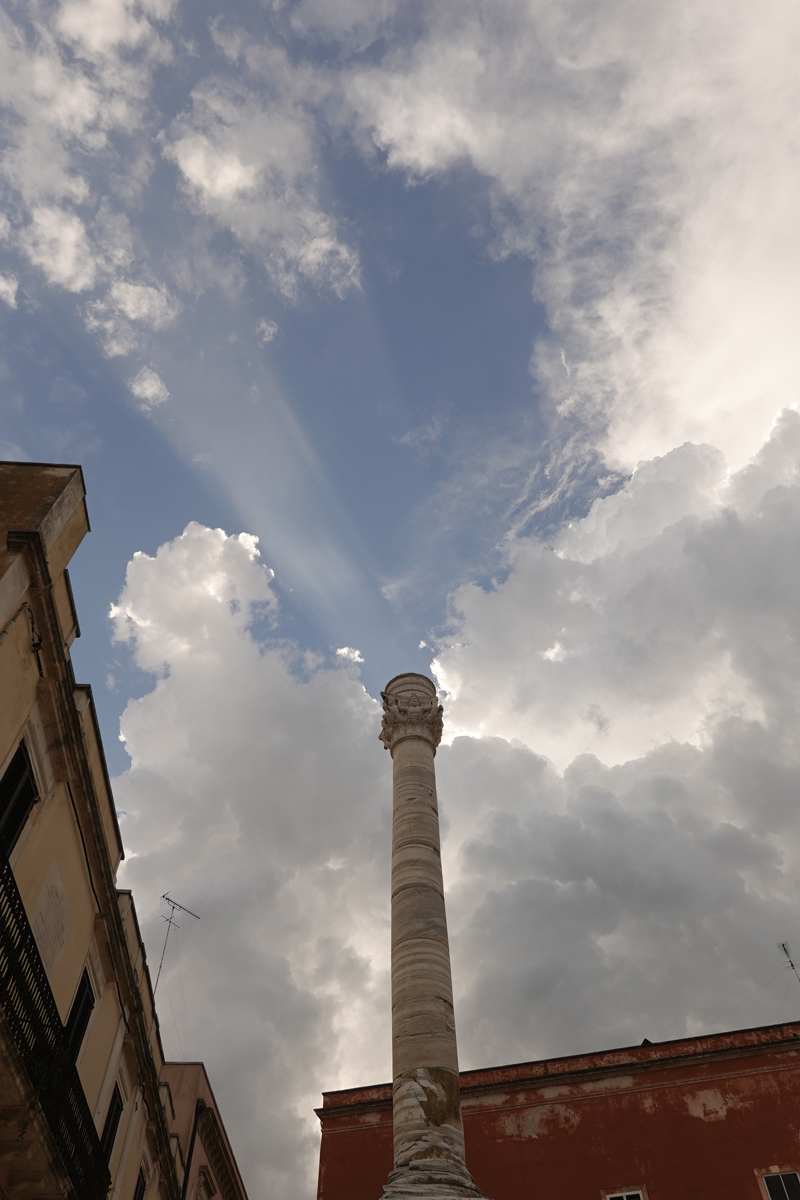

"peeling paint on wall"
[685,1089,729,1121]
[499,1102,581,1139]
[318,1023,800,1200]
[31,856,73,976]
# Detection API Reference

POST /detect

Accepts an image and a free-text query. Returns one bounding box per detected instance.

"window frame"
[64,966,95,1060]
[132,1166,147,1200]
[0,741,39,857]
[602,1188,648,1200]
[756,1169,800,1200]
[99,1082,125,1164]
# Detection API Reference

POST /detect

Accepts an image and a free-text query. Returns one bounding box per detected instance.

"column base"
[381,1162,486,1200]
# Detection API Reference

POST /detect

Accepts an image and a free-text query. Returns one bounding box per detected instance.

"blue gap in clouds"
[0,293,243,775]
[269,155,547,652]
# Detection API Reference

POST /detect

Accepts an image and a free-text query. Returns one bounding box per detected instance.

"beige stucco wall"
[0,616,39,754]
[0,465,173,1200]
[12,785,98,1017]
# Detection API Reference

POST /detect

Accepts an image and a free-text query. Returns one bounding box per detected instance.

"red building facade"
[316,1021,800,1200]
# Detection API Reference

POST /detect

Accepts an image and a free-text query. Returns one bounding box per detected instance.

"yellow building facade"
[0,462,248,1200]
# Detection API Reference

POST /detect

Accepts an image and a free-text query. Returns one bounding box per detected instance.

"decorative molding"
[379,689,443,754]
[198,1108,246,1200]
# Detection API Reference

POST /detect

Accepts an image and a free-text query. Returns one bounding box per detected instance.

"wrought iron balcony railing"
[0,851,110,1200]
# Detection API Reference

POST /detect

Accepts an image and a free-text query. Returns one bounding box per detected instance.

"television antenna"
[778,942,800,987]
[154,894,200,994]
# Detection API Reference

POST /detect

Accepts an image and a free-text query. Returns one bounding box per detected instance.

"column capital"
[379,674,443,754]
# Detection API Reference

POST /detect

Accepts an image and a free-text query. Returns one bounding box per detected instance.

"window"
[197,1166,218,1200]
[0,743,38,857]
[64,968,95,1058]
[765,1174,800,1200]
[132,1168,147,1200]
[607,1193,643,1200]
[99,1083,124,1163]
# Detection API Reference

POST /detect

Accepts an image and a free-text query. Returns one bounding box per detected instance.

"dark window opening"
[608,1193,643,1200]
[0,742,38,857]
[766,1173,800,1200]
[65,968,95,1059]
[132,1167,146,1200]
[99,1083,124,1163]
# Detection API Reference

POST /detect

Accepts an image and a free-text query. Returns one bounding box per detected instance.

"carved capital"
[379,682,443,754]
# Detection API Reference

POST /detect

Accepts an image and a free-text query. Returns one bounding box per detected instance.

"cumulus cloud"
[427,413,800,1073]
[336,646,364,663]
[6,2,800,1195]
[434,416,800,767]
[111,524,387,1199]
[341,0,800,474]
[129,365,169,409]
[439,733,798,1068]
[108,416,800,1194]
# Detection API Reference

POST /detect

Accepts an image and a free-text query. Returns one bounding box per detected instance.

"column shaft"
[379,674,483,1200]
[391,736,463,1169]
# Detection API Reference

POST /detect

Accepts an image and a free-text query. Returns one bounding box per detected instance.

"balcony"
[0,852,110,1200]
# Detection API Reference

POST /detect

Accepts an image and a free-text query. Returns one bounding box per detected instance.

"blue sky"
[2,137,557,769]
[4,0,800,1195]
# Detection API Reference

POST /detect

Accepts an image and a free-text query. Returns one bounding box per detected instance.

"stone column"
[379,674,483,1200]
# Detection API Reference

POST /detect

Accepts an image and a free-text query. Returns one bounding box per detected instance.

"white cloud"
[341,0,800,473]
[335,646,364,663]
[0,0,170,203]
[129,365,169,409]
[0,274,18,307]
[108,281,179,327]
[2,0,798,474]
[110,524,386,1199]
[164,72,360,297]
[0,0,176,353]
[395,409,447,453]
[258,318,278,344]
[554,442,727,564]
[20,208,97,292]
[433,413,800,770]
[56,0,175,57]
[438,732,800,1068]
[4,4,800,1189]
[287,0,396,50]
[108,454,800,1194]
[86,281,180,355]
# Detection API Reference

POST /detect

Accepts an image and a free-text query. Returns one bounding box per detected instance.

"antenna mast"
[778,942,800,987]
[154,893,200,994]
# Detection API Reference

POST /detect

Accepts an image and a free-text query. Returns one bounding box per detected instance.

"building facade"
[161,1063,249,1200]
[0,462,248,1200]
[316,1021,800,1200]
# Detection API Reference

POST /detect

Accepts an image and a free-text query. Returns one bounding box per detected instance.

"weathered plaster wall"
[317,1023,800,1200]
